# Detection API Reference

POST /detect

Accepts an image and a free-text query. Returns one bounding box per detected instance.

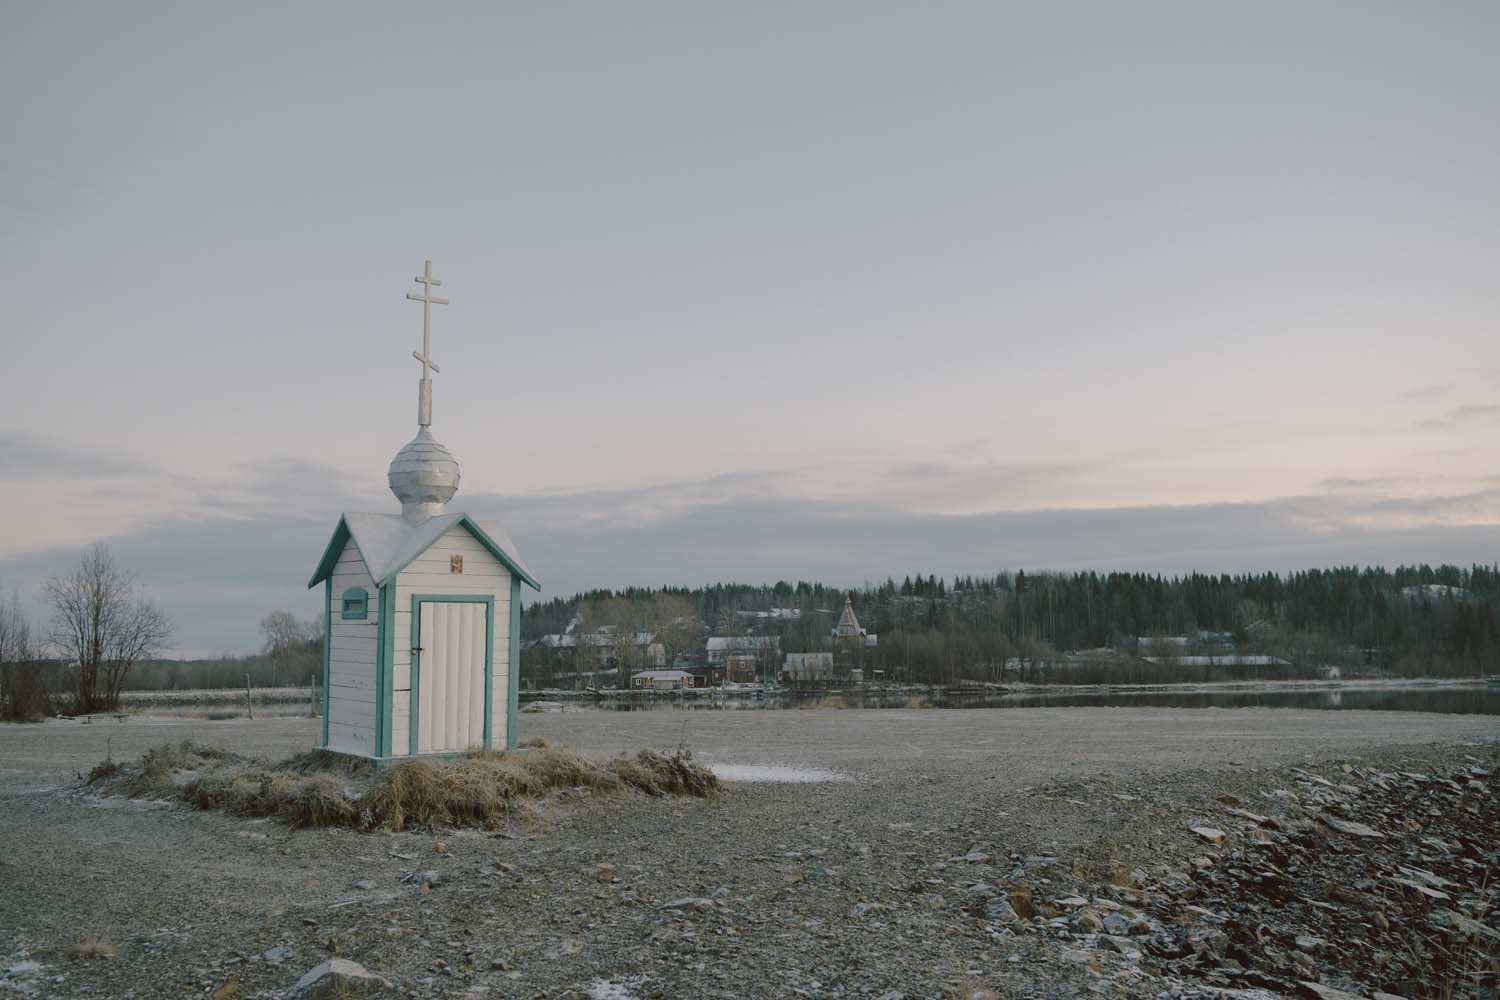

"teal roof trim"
[307,515,353,589]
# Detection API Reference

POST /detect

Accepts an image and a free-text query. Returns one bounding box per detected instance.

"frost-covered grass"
[85,739,719,831]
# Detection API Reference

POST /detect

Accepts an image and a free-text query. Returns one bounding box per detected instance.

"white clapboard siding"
[330,634,378,657]
[390,524,511,751]
[326,537,377,755]
[391,692,410,757]
[327,719,375,756]
[327,666,377,690]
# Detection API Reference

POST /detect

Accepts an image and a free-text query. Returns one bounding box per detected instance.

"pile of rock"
[975,755,1499,998]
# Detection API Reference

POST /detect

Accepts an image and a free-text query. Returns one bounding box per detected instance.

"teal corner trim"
[408,594,495,755]
[372,583,384,757]
[482,598,495,748]
[378,583,394,757]
[508,577,521,750]
[340,586,368,620]
[321,579,332,747]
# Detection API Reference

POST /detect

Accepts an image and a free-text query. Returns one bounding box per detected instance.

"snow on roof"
[631,670,693,680]
[705,636,781,651]
[309,511,538,590]
[537,631,656,648]
[1140,654,1289,667]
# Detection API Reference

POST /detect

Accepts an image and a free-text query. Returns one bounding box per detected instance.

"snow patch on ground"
[709,764,855,784]
[587,977,643,1000]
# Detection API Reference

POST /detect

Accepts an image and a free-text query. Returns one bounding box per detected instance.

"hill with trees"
[521,564,1500,685]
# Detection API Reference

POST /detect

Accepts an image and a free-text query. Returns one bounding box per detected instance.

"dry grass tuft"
[84,757,120,785]
[65,936,117,960]
[518,736,551,749]
[360,746,719,830]
[86,741,718,832]
[278,749,375,777]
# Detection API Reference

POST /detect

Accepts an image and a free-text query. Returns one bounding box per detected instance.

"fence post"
[244,673,253,720]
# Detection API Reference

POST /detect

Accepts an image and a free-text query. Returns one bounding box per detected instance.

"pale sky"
[3,2,1498,654]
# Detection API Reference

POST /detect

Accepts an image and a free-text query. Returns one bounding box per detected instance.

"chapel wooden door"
[414,599,490,753]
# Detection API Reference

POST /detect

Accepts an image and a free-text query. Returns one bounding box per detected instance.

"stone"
[1434,910,1500,944]
[1225,807,1270,825]
[290,958,391,998]
[849,902,885,918]
[352,880,376,891]
[1101,935,1142,961]
[659,898,716,913]
[1297,982,1366,1000]
[1102,913,1132,936]
[262,946,292,965]
[1073,910,1103,933]
[1389,877,1449,901]
[985,898,1021,925]
[1188,928,1230,958]
[1319,816,1383,839]
[1191,827,1227,845]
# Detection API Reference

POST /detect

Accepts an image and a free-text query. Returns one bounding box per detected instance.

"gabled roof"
[308,511,540,591]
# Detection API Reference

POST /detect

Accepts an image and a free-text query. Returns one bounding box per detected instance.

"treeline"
[522,564,1500,681]
[124,651,322,692]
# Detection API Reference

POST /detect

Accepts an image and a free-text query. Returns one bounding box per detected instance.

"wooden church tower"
[308,262,539,760]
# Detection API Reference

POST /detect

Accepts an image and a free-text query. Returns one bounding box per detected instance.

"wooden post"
[244,673,253,720]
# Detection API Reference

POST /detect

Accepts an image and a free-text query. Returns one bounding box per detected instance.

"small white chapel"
[307,261,539,760]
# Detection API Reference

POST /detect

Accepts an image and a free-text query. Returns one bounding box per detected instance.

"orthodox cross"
[405,260,449,427]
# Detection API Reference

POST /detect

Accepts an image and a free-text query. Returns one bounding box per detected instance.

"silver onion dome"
[388,428,460,522]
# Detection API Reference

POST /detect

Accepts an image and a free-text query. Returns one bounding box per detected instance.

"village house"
[781,651,834,683]
[705,635,781,683]
[532,628,665,668]
[630,669,694,690]
[685,664,726,687]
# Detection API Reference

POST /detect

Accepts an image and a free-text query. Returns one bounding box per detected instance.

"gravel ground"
[1,707,1498,999]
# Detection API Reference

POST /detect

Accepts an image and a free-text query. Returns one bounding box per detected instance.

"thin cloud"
[0,432,161,481]
[1400,384,1454,401]
[1317,475,1423,492]
[1415,403,1500,430]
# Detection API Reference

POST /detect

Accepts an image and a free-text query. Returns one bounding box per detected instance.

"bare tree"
[44,544,173,713]
[260,609,320,686]
[642,594,700,669]
[0,588,49,720]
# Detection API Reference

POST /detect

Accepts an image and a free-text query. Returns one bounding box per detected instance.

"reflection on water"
[957,686,1500,714]
[579,684,1500,715]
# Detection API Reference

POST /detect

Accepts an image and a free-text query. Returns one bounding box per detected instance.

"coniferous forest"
[521,564,1500,685]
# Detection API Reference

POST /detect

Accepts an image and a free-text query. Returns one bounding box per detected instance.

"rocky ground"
[0,707,1497,1000]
